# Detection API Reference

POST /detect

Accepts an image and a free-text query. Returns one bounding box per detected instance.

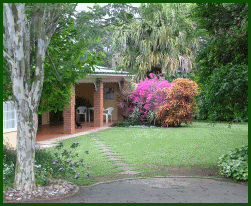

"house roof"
[92,65,129,75]
[76,65,132,84]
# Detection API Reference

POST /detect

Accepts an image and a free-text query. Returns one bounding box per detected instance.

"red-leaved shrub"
[156,78,198,127]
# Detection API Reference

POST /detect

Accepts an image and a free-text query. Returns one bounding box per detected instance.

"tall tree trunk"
[14,106,38,191]
[3,3,64,192]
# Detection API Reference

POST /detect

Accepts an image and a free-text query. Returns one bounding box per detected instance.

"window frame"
[3,101,17,133]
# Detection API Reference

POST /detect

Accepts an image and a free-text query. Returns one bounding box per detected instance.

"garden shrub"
[117,80,137,119]
[51,141,91,180]
[199,64,248,123]
[3,142,16,166]
[156,78,198,127]
[3,143,16,190]
[111,121,131,127]
[218,145,248,181]
[34,147,57,185]
[3,144,55,189]
[129,73,172,124]
[3,141,91,190]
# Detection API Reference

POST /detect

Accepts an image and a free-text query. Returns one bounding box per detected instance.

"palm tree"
[112,3,199,80]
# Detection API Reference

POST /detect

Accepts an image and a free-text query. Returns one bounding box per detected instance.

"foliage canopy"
[112,3,200,80]
[190,3,248,122]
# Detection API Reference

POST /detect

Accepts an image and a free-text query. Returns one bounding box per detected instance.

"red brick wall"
[117,81,125,121]
[94,80,103,127]
[63,85,75,134]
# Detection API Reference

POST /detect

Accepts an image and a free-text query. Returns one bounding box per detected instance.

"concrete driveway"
[38,177,248,203]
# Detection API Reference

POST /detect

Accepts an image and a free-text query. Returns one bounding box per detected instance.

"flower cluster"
[51,141,91,179]
[70,142,79,149]
[56,141,63,148]
[3,162,14,180]
[129,73,172,123]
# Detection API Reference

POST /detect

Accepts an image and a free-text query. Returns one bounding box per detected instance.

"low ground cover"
[218,145,248,181]
[3,135,120,190]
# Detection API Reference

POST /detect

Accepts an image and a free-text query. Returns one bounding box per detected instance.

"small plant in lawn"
[34,164,50,186]
[218,145,248,181]
[56,141,63,148]
[51,141,91,179]
[70,142,80,149]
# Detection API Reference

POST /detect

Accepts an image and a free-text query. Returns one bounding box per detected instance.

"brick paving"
[36,121,114,142]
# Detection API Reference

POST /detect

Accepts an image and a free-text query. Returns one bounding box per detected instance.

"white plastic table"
[88,107,106,122]
[88,107,94,122]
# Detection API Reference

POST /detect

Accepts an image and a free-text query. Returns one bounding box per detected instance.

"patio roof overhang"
[76,66,134,90]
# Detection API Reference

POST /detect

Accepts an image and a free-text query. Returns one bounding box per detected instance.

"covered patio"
[37,66,131,142]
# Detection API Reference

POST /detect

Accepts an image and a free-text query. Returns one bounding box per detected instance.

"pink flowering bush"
[129,73,172,124]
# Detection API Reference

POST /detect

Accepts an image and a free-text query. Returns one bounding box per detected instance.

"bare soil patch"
[158,165,221,177]
[88,165,248,186]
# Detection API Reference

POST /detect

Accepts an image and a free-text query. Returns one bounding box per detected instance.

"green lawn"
[93,121,248,176]
[48,121,248,185]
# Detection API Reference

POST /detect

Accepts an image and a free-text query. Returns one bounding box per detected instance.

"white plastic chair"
[76,106,87,122]
[103,107,114,123]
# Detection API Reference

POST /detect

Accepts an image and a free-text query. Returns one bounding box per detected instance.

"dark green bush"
[35,147,55,170]
[111,121,131,127]
[34,147,56,186]
[3,144,16,190]
[111,120,161,127]
[218,145,248,181]
[3,145,56,189]
[3,143,16,165]
[195,64,248,123]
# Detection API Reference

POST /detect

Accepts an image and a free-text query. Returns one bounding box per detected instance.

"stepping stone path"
[91,135,141,175]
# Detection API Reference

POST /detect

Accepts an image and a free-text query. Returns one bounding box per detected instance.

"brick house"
[40,66,131,134]
[3,66,131,148]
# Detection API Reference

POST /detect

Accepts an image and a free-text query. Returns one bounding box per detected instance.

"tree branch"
[3,50,14,70]
[99,17,144,28]
[101,20,130,28]
[3,3,15,57]
[55,3,78,32]
[46,50,61,80]
[44,4,64,40]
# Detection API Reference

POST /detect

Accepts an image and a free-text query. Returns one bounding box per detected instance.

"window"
[103,85,114,99]
[3,101,17,133]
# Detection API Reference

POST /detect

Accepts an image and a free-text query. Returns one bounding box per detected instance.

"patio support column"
[41,110,49,125]
[94,79,103,127]
[63,84,75,134]
[118,81,125,121]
